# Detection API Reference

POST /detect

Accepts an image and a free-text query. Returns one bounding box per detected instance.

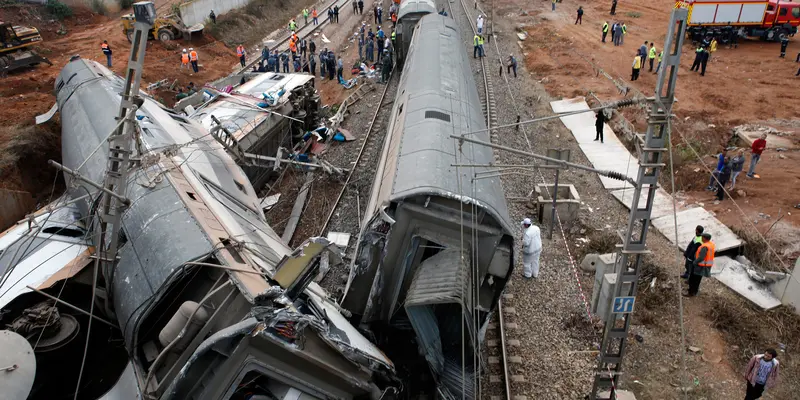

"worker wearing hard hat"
[180,49,189,70]
[189,48,199,73]
[521,218,542,279]
[685,233,715,297]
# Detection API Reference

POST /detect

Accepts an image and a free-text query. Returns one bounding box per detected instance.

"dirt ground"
[508,0,800,245]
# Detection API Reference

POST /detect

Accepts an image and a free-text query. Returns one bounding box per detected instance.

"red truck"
[678,0,800,41]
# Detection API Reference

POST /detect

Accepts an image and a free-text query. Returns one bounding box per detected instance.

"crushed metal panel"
[404,248,476,399]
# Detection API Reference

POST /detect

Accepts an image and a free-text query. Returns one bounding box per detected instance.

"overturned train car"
[395,0,436,66]
[342,14,515,399]
[0,57,398,400]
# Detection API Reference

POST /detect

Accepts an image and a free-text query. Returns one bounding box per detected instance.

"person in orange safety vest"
[189,48,199,73]
[181,49,189,69]
[236,45,247,67]
[685,233,714,297]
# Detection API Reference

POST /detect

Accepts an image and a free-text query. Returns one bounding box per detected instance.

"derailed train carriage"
[342,14,515,399]
[395,0,437,66]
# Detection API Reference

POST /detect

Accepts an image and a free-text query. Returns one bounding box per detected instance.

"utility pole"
[589,7,688,400]
[97,1,155,297]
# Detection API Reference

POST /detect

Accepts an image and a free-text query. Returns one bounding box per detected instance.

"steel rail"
[450,0,509,398]
[317,75,394,236]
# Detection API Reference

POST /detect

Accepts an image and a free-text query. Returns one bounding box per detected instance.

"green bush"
[46,0,73,20]
[89,0,107,15]
[119,0,134,9]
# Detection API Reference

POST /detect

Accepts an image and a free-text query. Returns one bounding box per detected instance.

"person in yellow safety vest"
[477,35,485,58]
[551,0,556,12]
[236,45,246,68]
[391,29,396,48]
[648,43,657,72]
[303,8,309,25]
[473,34,481,58]
[288,19,297,31]
[686,233,715,296]
[710,37,718,53]
[620,23,627,44]
[189,48,199,73]
[181,48,189,70]
[654,50,663,74]
[631,52,642,81]
[602,21,609,43]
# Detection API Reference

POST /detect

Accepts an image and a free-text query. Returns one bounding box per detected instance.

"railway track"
[447,0,514,399]
[318,73,398,236]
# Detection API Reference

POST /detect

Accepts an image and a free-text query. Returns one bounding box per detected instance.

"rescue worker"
[613,23,623,46]
[267,50,277,72]
[654,50,663,74]
[620,22,627,44]
[288,18,297,31]
[391,12,397,28]
[690,45,704,72]
[236,45,246,67]
[710,36,718,53]
[575,6,583,25]
[594,108,605,143]
[780,36,789,58]
[280,51,289,73]
[380,50,392,83]
[478,35,485,57]
[602,21,609,43]
[309,53,316,76]
[303,8,309,25]
[209,10,216,24]
[312,8,318,25]
[507,54,517,77]
[391,29,396,50]
[180,49,189,70]
[685,233,714,296]
[289,39,297,58]
[189,48,199,73]
[699,46,710,76]
[681,225,704,280]
[366,36,375,62]
[611,22,618,44]
[327,50,336,81]
[648,43,656,72]
[521,218,542,279]
[101,40,112,67]
[474,34,481,58]
[631,52,642,81]
[319,50,327,78]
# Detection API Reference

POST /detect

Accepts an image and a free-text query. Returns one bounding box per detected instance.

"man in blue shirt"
[706,148,727,191]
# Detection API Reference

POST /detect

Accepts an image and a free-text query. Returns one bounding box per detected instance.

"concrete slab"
[734,125,797,150]
[713,256,782,310]
[651,207,743,252]
[610,187,678,220]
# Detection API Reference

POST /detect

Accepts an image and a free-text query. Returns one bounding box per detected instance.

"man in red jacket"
[747,133,767,178]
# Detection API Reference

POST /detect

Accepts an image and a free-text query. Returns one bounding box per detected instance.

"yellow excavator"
[120,13,203,43]
[0,21,52,74]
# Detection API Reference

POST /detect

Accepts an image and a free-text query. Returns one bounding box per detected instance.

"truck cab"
[765,0,800,28]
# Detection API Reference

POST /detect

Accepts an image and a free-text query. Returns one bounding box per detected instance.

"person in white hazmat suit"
[521,218,542,279]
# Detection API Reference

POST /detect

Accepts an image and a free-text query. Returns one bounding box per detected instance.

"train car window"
[425,110,451,122]
[779,7,787,16]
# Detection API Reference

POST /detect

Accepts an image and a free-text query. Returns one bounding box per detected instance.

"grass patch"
[45,0,72,20]
[625,11,642,18]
